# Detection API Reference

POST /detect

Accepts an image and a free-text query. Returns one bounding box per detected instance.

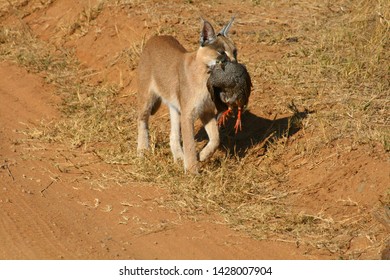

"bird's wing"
[207,79,228,113]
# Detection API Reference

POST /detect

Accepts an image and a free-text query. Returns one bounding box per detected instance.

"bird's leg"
[217,108,232,127]
[234,107,242,134]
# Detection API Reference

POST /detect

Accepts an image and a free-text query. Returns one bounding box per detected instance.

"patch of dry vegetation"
[1,0,389,259]
[249,0,389,152]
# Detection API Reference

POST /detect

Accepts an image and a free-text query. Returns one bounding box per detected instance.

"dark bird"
[207,61,252,133]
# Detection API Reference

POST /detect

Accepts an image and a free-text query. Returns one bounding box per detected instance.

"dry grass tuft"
[1,0,389,259]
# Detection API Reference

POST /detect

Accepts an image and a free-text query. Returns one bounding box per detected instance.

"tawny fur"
[137,18,237,173]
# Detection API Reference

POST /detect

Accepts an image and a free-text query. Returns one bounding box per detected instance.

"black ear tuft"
[218,16,235,37]
[200,19,216,46]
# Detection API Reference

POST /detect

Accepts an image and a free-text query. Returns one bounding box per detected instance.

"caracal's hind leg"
[137,92,161,157]
[169,105,184,162]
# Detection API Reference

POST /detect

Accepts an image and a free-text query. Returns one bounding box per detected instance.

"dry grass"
[1,0,389,259]
[247,0,389,152]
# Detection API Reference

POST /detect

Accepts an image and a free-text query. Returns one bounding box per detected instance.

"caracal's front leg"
[199,111,220,162]
[181,112,198,174]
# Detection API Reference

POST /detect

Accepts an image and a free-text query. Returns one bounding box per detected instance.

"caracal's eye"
[216,49,228,62]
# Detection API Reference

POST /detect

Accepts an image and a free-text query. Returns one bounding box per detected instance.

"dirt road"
[1,0,389,260]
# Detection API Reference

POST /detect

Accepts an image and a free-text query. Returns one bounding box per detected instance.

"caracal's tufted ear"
[200,18,217,47]
[218,16,235,37]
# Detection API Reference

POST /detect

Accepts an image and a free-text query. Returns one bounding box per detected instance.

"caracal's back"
[138,35,187,106]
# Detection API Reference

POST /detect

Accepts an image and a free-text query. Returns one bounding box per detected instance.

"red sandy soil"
[0,0,389,260]
[0,62,308,259]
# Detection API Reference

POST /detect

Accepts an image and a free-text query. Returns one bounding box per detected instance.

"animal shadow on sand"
[196,103,313,158]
